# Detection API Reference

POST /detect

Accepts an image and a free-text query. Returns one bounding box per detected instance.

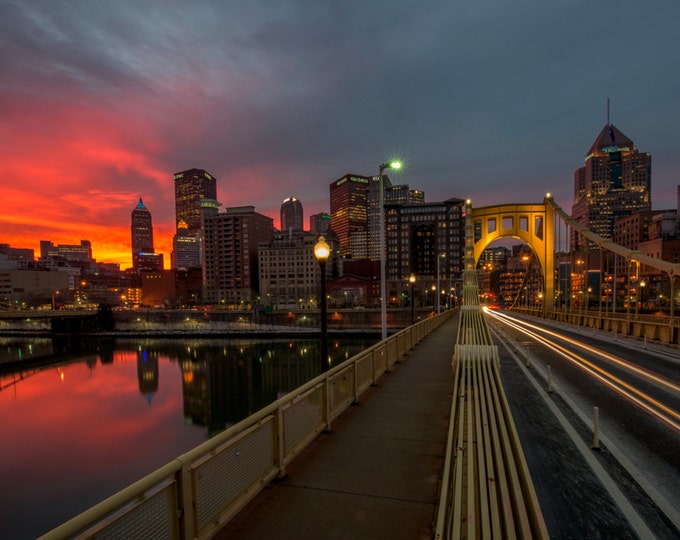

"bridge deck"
[213,313,459,539]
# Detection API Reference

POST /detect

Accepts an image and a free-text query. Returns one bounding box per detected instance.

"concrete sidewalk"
[214,314,458,540]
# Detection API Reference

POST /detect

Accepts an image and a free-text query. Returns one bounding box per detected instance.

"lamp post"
[314,236,331,372]
[436,253,445,314]
[409,274,416,325]
[639,279,646,314]
[378,160,401,341]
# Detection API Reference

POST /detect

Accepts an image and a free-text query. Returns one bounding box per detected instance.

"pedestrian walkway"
[214,314,459,540]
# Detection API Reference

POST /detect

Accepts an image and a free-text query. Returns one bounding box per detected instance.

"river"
[0,335,376,539]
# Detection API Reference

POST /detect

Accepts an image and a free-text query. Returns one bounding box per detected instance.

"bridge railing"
[435,218,548,539]
[511,306,680,345]
[38,310,454,540]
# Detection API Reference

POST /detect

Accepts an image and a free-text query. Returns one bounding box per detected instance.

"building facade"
[258,231,340,309]
[130,198,158,270]
[201,204,274,306]
[571,123,651,248]
[280,197,304,233]
[174,168,217,232]
[172,219,201,270]
[40,240,92,262]
[384,198,466,303]
[309,213,331,234]
[367,179,425,261]
[329,174,370,259]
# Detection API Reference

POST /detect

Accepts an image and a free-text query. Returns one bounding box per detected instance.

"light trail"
[484,308,680,433]
[487,308,680,394]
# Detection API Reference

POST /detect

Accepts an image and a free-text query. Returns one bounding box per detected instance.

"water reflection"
[0,335,376,538]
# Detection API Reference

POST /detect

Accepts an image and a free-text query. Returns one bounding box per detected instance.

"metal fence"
[39,311,453,540]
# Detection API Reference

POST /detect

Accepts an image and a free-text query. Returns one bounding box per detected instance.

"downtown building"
[367,175,425,261]
[201,202,274,306]
[131,198,163,271]
[280,197,304,233]
[309,212,331,234]
[330,172,425,261]
[329,174,371,259]
[384,198,466,306]
[174,168,218,231]
[172,168,217,271]
[571,123,651,249]
[258,230,340,309]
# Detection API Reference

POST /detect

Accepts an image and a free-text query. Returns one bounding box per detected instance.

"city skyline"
[2,1,679,268]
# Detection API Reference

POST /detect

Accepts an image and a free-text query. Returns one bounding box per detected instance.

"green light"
[389,161,402,170]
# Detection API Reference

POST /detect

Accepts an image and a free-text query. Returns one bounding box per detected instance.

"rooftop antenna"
[606,97,610,126]
[606,97,617,146]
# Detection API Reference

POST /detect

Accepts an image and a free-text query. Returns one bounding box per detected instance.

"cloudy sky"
[2,0,679,268]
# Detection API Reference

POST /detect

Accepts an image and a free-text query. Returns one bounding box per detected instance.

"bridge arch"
[468,197,555,313]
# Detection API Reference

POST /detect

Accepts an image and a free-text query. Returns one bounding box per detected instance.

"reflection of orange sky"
[0,353,206,537]
[0,354,204,480]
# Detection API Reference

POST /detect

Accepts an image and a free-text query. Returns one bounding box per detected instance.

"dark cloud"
[1,0,679,265]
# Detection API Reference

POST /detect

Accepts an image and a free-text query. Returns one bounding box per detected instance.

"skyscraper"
[131,198,162,271]
[131,198,154,257]
[330,174,370,258]
[174,168,217,232]
[280,197,304,233]
[571,122,651,247]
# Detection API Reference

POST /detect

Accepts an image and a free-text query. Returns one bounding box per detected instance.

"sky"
[2,0,679,269]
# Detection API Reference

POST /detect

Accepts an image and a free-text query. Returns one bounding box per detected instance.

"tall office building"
[367,178,425,260]
[280,197,304,233]
[131,198,162,271]
[330,174,371,258]
[172,219,201,270]
[131,198,154,257]
[174,168,217,232]
[571,122,651,248]
[201,204,274,305]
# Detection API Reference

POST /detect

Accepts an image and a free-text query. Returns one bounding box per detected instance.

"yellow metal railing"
[39,311,454,540]
[435,201,548,538]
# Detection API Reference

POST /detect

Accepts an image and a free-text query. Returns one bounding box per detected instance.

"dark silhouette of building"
[309,213,331,234]
[280,197,304,233]
[131,198,159,270]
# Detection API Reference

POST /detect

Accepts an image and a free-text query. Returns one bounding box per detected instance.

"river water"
[0,335,376,539]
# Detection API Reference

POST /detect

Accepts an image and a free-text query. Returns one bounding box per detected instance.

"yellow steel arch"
[468,197,555,313]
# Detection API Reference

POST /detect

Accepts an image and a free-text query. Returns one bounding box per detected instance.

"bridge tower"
[467,196,555,314]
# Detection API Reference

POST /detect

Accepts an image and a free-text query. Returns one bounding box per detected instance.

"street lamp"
[409,274,416,325]
[431,284,436,309]
[314,236,331,372]
[437,253,445,314]
[639,279,646,314]
[378,160,401,341]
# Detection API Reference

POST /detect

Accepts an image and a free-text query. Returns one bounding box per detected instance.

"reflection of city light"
[183,371,194,384]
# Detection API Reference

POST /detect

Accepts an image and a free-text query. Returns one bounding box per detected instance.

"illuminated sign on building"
[602,145,630,153]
